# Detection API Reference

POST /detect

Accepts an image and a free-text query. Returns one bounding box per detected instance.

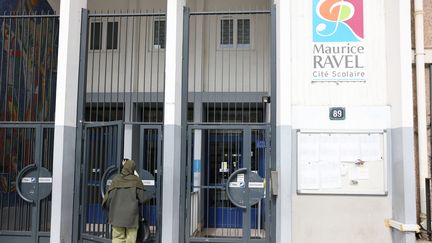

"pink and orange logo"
[313,0,364,42]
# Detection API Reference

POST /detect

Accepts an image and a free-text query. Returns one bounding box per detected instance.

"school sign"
[312,0,366,82]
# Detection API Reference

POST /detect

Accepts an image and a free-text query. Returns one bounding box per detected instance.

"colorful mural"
[0,1,58,194]
[0,0,57,122]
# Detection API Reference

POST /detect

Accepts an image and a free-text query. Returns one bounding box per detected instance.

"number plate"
[329,107,345,120]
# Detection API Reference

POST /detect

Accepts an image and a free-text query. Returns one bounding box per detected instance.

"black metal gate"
[76,9,165,243]
[78,123,163,243]
[0,125,54,243]
[79,122,123,243]
[185,125,271,243]
[182,6,276,243]
[0,12,59,243]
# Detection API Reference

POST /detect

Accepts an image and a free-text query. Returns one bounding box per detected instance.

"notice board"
[296,130,387,195]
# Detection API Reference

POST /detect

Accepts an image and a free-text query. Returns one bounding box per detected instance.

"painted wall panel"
[291,0,388,106]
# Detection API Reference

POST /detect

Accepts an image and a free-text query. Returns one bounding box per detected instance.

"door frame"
[78,121,123,243]
[184,124,272,243]
[0,123,54,243]
[138,124,163,243]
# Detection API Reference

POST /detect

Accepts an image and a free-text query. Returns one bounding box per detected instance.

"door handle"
[16,164,37,204]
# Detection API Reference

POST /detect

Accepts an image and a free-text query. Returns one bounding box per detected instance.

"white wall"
[85,0,271,96]
[187,0,271,93]
[289,0,394,243]
[86,16,165,94]
[188,13,271,93]
[88,0,166,12]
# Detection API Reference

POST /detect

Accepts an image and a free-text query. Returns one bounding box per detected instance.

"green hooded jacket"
[102,160,146,228]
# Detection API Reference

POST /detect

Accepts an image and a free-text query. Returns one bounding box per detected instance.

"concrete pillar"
[50,0,87,243]
[274,1,292,243]
[162,0,186,243]
[385,0,416,243]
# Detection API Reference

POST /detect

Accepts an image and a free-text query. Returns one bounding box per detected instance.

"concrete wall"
[86,0,166,95]
[289,0,414,242]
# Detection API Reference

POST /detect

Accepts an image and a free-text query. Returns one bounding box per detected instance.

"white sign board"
[297,130,387,195]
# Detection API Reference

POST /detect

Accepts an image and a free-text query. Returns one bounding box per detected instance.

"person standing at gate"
[102,159,146,243]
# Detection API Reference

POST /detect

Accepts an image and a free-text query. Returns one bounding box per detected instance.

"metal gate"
[79,122,123,243]
[182,6,276,243]
[76,9,165,243]
[78,123,163,243]
[0,125,55,243]
[185,126,271,243]
[0,12,59,243]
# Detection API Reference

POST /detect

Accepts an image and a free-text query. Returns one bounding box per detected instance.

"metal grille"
[0,127,35,231]
[77,10,166,243]
[139,127,162,242]
[0,14,59,122]
[187,11,271,125]
[81,123,122,240]
[39,127,54,232]
[85,12,166,123]
[0,12,58,242]
[186,126,271,242]
[183,8,275,243]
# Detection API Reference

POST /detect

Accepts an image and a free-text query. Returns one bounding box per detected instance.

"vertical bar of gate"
[73,9,89,243]
[128,15,135,122]
[426,178,431,240]
[34,125,43,240]
[156,126,163,242]
[41,16,49,121]
[36,15,44,121]
[9,16,16,121]
[10,17,17,122]
[139,125,145,237]
[102,15,108,122]
[16,18,23,121]
[0,128,6,228]
[13,127,19,230]
[5,17,12,120]
[134,16,142,122]
[141,14,148,122]
[123,14,129,122]
[180,7,191,243]
[270,5,277,242]
[48,16,57,121]
[116,122,123,170]
[0,17,5,121]
[243,127,251,241]
[185,128,193,242]
[265,126,271,239]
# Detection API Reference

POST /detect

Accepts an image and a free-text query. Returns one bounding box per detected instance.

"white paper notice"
[319,161,342,189]
[349,165,369,180]
[340,163,349,176]
[338,135,361,161]
[360,134,382,161]
[299,134,320,162]
[299,161,320,190]
[319,135,340,161]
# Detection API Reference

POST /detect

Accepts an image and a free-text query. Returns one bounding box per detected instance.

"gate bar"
[270,4,277,242]
[0,14,59,18]
[190,10,271,16]
[88,12,165,18]
[73,8,89,243]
